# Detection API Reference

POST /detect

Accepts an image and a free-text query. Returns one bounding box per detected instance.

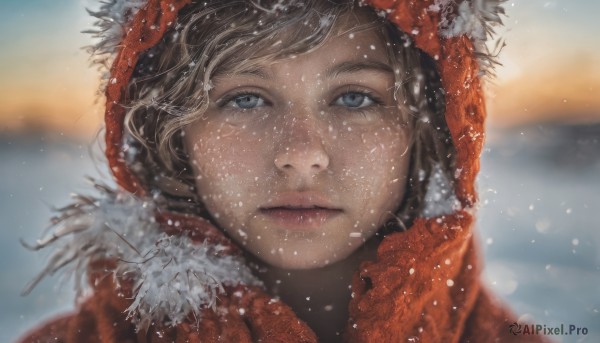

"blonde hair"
[122,0,454,229]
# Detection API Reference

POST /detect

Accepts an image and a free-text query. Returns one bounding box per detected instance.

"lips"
[259,193,343,229]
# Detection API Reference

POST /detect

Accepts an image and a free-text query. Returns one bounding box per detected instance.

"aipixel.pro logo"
[509,322,589,336]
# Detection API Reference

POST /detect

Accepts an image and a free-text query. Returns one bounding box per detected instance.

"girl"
[19,0,549,342]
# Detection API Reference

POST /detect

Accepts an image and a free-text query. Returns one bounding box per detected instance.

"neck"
[248,238,379,342]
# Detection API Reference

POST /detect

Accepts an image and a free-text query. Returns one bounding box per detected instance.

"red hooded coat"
[18,0,551,342]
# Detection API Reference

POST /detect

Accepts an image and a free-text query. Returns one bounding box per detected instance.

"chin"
[268,258,330,270]
[251,243,356,270]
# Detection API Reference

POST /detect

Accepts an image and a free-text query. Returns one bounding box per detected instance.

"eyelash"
[216,89,384,113]
[331,89,384,108]
[217,91,270,109]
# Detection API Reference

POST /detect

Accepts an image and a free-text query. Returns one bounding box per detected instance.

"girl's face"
[184,18,411,269]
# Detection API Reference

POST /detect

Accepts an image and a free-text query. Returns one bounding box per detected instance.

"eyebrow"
[326,61,394,78]
[213,66,272,81]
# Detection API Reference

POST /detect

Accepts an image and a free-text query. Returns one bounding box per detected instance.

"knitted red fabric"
[104,0,191,196]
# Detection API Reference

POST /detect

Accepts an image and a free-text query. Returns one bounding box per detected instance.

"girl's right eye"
[224,93,266,109]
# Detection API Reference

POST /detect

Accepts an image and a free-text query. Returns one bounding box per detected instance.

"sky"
[0,0,599,137]
[0,0,99,137]
[487,0,600,127]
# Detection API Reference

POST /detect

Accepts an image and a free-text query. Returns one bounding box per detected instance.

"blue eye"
[229,94,265,109]
[334,92,375,108]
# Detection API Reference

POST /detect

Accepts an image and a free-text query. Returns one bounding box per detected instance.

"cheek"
[337,121,410,191]
[184,124,264,224]
[335,121,410,223]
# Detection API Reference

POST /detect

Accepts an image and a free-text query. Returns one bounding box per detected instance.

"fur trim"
[22,181,261,330]
[430,0,504,40]
[84,0,147,84]
[429,0,506,74]
[423,164,462,218]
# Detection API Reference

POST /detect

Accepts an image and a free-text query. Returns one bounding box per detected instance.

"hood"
[96,0,505,209]
[26,0,507,337]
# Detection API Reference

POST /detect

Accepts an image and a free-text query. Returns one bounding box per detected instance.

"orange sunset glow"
[487,52,600,127]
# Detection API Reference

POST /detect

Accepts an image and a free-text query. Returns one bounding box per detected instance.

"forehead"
[271,29,391,76]
[212,7,391,77]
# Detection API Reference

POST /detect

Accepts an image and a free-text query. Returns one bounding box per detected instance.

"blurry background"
[1,0,598,342]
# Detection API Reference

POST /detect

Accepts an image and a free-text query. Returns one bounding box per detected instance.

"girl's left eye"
[333,92,375,109]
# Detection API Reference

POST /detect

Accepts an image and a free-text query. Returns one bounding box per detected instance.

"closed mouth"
[259,206,343,228]
[261,205,341,211]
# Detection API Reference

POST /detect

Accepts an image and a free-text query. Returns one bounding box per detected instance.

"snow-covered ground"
[0,133,109,343]
[1,123,598,342]
[478,124,600,342]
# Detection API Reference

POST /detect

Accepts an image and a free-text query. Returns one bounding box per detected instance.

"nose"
[274,112,330,178]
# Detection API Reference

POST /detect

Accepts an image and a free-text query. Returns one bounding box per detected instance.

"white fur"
[85,0,146,83]
[423,164,462,218]
[23,185,261,330]
[430,0,505,38]
[429,0,506,74]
